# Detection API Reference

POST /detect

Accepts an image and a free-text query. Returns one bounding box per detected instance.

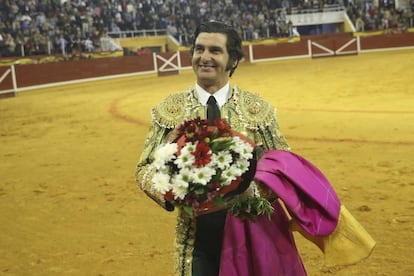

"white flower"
[172,184,188,200]
[236,159,250,174]
[222,165,242,186]
[192,166,216,186]
[152,172,172,194]
[211,150,233,170]
[231,137,254,160]
[181,142,197,155]
[171,175,189,200]
[153,143,178,169]
[175,167,193,184]
[174,150,195,169]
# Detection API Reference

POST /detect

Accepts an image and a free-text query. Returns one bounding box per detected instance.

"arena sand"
[0,49,413,275]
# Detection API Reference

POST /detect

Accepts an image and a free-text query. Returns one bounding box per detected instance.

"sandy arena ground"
[0,49,413,275]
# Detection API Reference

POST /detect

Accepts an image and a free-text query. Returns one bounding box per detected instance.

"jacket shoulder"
[234,87,276,129]
[152,90,191,128]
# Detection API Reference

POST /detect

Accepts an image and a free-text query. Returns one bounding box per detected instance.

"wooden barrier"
[359,32,414,51]
[0,66,14,98]
[0,32,413,94]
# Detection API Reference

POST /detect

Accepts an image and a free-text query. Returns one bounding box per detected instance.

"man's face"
[192,32,231,92]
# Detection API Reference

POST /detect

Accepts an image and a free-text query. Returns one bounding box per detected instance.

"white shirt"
[195,82,230,108]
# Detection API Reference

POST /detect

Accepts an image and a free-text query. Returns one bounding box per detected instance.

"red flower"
[215,118,229,130]
[215,118,232,136]
[192,142,212,167]
[164,190,174,201]
[196,125,214,143]
[178,118,210,143]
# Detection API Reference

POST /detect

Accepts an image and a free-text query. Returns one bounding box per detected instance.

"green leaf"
[213,195,225,207]
[182,205,194,217]
[210,137,233,152]
[194,187,205,195]
[228,196,274,222]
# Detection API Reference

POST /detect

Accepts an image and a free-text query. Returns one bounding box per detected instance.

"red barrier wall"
[179,50,192,67]
[360,32,414,50]
[308,33,357,55]
[252,41,308,59]
[15,55,154,87]
[1,32,412,92]
[0,67,13,91]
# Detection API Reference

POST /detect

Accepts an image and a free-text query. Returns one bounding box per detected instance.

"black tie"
[193,95,225,274]
[207,96,221,125]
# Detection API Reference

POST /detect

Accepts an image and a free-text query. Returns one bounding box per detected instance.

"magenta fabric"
[220,201,307,276]
[254,150,341,236]
[219,150,341,275]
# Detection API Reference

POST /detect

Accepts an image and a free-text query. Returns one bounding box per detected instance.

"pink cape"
[219,150,341,275]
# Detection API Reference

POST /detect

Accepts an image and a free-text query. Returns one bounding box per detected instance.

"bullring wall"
[0,32,413,96]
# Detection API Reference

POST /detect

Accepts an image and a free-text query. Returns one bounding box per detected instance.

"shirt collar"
[195,83,230,108]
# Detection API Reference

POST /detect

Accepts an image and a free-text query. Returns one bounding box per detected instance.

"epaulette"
[233,87,276,130]
[151,89,191,129]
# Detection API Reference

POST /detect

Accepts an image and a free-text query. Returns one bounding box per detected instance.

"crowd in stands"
[346,0,414,33]
[0,0,413,58]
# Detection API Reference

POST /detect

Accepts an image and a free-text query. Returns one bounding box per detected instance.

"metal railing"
[107,29,168,38]
[106,5,347,42]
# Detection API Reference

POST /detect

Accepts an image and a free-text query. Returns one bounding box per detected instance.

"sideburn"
[226,58,238,77]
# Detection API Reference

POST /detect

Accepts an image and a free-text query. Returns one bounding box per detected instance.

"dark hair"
[190,21,244,77]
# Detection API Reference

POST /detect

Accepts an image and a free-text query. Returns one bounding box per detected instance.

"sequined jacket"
[135,86,290,275]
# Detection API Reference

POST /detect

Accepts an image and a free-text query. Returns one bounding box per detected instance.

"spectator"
[32,28,48,55]
[83,36,94,52]
[0,32,5,56]
[167,22,178,37]
[57,33,68,55]
[0,0,412,58]
[355,14,365,31]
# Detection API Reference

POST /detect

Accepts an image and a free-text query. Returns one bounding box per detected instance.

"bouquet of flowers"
[150,117,255,216]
